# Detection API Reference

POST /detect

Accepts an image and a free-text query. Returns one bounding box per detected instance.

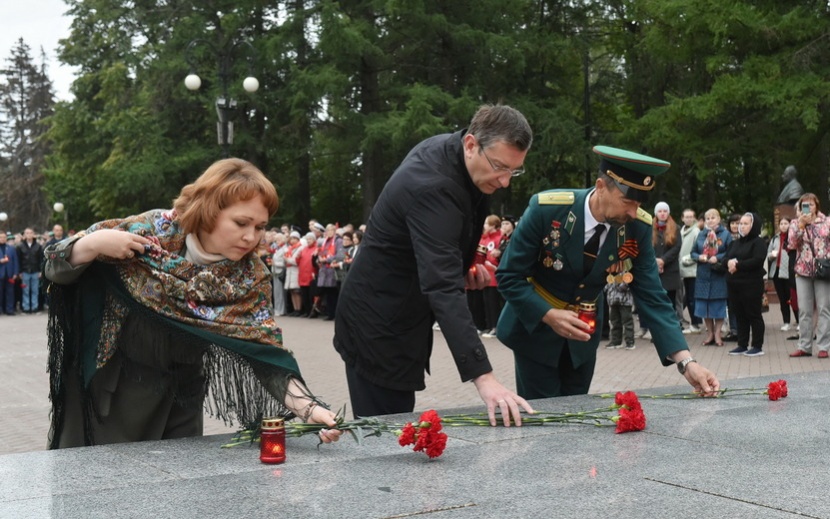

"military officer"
[496,145,720,399]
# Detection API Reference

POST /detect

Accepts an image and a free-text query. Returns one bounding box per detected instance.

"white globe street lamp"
[184,37,259,158]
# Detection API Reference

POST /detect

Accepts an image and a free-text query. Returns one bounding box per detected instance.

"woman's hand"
[69,229,151,266]
[284,378,341,443]
[307,405,342,443]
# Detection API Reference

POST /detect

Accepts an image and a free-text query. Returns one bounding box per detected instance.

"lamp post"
[184,35,259,158]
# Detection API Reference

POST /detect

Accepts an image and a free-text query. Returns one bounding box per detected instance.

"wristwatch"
[676,357,698,375]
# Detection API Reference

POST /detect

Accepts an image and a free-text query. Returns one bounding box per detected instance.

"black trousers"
[727,281,765,348]
[513,345,595,399]
[345,364,415,419]
[772,276,792,324]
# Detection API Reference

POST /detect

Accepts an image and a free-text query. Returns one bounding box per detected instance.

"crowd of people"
[0,224,68,316]
[259,220,363,322]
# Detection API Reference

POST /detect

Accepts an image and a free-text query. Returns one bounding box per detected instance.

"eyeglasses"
[479,146,525,178]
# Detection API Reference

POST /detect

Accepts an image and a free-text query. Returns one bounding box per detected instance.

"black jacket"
[17,240,44,274]
[723,213,767,286]
[334,130,492,391]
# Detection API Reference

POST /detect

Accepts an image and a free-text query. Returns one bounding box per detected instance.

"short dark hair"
[467,104,532,151]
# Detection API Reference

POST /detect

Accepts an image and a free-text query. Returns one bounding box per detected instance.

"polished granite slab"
[1,372,826,518]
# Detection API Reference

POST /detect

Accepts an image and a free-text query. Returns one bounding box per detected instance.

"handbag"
[815,258,830,281]
[761,294,770,313]
[806,230,830,281]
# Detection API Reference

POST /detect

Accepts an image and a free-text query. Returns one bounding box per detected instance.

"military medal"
[622,272,634,283]
[606,273,615,284]
[543,236,550,245]
[543,254,554,268]
[553,258,563,271]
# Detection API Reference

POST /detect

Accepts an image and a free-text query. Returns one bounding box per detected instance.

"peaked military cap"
[593,145,671,202]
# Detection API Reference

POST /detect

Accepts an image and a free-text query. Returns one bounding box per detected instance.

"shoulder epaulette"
[538,191,575,205]
[636,208,653,225]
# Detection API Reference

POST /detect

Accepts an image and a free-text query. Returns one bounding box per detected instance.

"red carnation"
[413,429,430,452]
[767,381,787,401]
[425,432,448,458]
[397,423,416,446]
[614,391,642,412]
[614,407,647,433]
[777,379,788,398]
[418,410,443,432]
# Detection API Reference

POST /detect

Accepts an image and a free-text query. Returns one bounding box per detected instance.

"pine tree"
[0,38,55,232]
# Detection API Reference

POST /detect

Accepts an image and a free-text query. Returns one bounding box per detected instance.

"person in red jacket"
[297,233,319,317]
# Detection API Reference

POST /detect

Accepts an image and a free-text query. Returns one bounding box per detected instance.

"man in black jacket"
[16,227,44,314]
[334,105,534,426]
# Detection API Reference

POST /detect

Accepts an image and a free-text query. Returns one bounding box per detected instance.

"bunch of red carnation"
[767,380,789,401]
[612,391,647,434]
[397,409,448,458]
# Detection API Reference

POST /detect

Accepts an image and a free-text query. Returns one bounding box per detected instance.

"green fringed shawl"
[47,209,305,448]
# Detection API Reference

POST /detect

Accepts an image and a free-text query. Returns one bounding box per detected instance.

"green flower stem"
[221,407,631,448]
[597,388,770,400]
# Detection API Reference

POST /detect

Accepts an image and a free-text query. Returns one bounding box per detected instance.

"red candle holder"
[577,302,597,335]
[260,417,286,464]
[475,244,487,264]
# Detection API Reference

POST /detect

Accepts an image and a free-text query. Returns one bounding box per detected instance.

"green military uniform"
[496,146,688,399]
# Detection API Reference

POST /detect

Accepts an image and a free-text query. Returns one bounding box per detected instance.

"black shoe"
[307,311,319,319]
[786,334,799,340]
[323,315,334,321]
[723,333,738,342]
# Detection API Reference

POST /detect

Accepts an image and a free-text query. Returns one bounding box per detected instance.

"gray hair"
[467,104,533,151]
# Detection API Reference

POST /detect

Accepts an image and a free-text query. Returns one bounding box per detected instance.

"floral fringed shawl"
[47,209,304,448]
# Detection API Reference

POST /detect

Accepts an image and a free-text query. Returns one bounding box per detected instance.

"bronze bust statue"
[776,165,804,205]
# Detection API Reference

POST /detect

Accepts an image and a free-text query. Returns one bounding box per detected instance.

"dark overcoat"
[334,130,492,392]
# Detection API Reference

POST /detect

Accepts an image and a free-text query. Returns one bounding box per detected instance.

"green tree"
[0,38,55,231]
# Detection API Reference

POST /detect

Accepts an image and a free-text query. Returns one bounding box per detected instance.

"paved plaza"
[1,305,827,455]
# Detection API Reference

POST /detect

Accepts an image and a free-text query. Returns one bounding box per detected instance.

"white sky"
[0,0,75,101]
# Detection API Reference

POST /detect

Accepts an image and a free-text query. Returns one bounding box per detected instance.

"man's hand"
[541,308,592,341]
[464,264,491,290]
[473,372,535,426]
[670,352,720,397]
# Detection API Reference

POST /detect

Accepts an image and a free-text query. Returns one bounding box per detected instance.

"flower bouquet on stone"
[602,379,790,402]
[223,394,647,459]
[437,391,646,434]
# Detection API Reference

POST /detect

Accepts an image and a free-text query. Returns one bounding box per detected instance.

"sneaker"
[786,334,799,341]
[789,349,812,357]
[728,346,748,355]
[481,329,497,338]
[605,342,622,349]
[780,323,792,332]
[624,344,636,350]
[743,348,765,357]
[819,351,829,359]
[642,330,652,340]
